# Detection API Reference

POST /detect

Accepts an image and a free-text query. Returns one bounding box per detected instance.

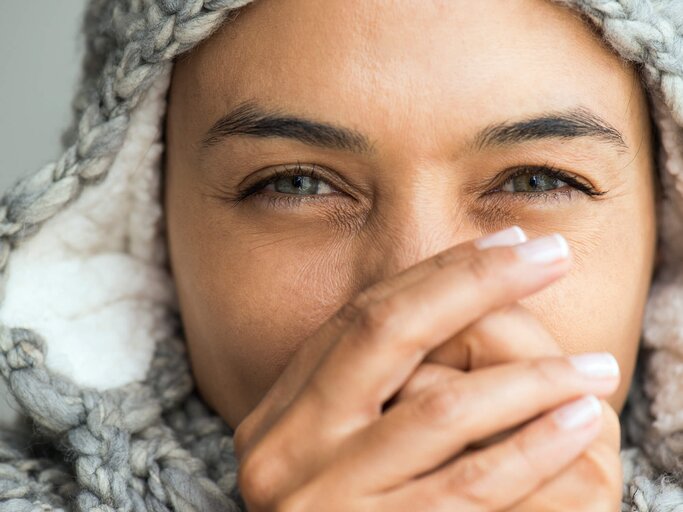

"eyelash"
[228,162,606,209]
[483,165,605,200]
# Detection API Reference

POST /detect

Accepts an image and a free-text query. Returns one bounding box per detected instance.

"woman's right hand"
[234,229,620,511]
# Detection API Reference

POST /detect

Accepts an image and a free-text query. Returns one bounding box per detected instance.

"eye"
[262,169,336,196]
[223,162,605,211]
[489,166,604,200]
[502,171,566,193]
[225,163,345,210]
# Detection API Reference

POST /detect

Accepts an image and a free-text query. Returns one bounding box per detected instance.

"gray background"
[0,2,87,194]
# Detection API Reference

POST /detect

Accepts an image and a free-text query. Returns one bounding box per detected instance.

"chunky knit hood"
[1,1,683,510]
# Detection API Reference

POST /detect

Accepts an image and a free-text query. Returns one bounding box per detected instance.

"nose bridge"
[358,190,474,284]
[385,219,453,276]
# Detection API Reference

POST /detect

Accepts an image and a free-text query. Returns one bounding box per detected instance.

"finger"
[424,302,563,372]
[423,303,565,449]
[395,304,560,405]
[254,227,526,395]
[377,394,604,512]
[387,362,524,450]
[323,353,619,493]
[384,362,465,411]
[389,361,524,450]
[238,232,573,490]
[323,226,529,335]
[505,401,622,511]
[293,234,573,434]
[397,307,623,508]
[236,226,527,456]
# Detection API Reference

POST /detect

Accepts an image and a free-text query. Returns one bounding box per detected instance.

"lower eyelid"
[256,184,579,203]
[255,189,347,210]
[483,187,578,204]
[253,190,580,215]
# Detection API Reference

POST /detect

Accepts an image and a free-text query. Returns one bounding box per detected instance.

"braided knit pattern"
[0,0,253,255]
[0,1,255,510]
[551,1,683,124]
[0,321,245,511]
[1,0,683,510]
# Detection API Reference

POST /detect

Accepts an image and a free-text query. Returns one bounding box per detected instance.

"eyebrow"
[472,106,628,152]
[201,100,375,155]
[200,102,628,155]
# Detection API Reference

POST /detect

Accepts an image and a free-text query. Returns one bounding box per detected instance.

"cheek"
[177,225,355,425]
[518,206,654,411]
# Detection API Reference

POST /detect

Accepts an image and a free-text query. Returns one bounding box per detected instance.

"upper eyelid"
[484,165,586,188]
[479,165,606,198]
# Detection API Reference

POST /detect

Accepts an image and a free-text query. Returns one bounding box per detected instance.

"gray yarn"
[0,321,246,511]
[0,3,254,509]
[1,0,683,510]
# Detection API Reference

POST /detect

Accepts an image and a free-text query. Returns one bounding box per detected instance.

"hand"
[392,303,622,510]
[234,228,536,457]
[233,230,618,511]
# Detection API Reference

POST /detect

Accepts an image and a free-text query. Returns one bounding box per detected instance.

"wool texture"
[1,1,683,510]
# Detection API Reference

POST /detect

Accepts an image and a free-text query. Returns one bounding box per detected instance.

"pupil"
[529,175,539,189]
[293,176,304,188]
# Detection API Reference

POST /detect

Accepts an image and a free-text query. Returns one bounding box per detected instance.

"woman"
[0,0,681,509]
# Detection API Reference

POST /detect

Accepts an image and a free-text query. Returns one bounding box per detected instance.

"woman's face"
[164,0,657,430]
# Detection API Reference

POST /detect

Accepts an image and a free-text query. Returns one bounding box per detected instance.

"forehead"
[175,0,643,151]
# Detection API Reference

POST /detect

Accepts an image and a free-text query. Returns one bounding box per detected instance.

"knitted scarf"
[1,1,683,510]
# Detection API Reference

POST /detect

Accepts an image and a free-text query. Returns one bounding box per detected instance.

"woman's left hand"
[392,303,623,511]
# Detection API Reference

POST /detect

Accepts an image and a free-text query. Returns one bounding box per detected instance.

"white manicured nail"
[514,233,570,264]
[474,226,527,250]
[568,352,620,378]
[552,395,602,430]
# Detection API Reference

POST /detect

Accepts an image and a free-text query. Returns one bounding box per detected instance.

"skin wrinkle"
[164,0,657,431]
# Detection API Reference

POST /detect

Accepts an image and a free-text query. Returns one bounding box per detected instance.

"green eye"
[501,172,567,193]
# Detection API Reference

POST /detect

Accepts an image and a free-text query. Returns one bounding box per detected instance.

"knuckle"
[465,251,497,283]
[467,245,520,283]
[507,429,545,484]
[334,286,389,329]
[445,452,497,508]
[401,363,445,397]
[352,298,402,342]
[238,447,285,509]
[412,381,466,426]
[528,357,562,388]
[335,296,366,326]
[433,248,459,270]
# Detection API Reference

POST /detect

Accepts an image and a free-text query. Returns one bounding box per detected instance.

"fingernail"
[552,395,602,430]
[514,233,569,264]
[474,226,527,250]
[568,352,620,378]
